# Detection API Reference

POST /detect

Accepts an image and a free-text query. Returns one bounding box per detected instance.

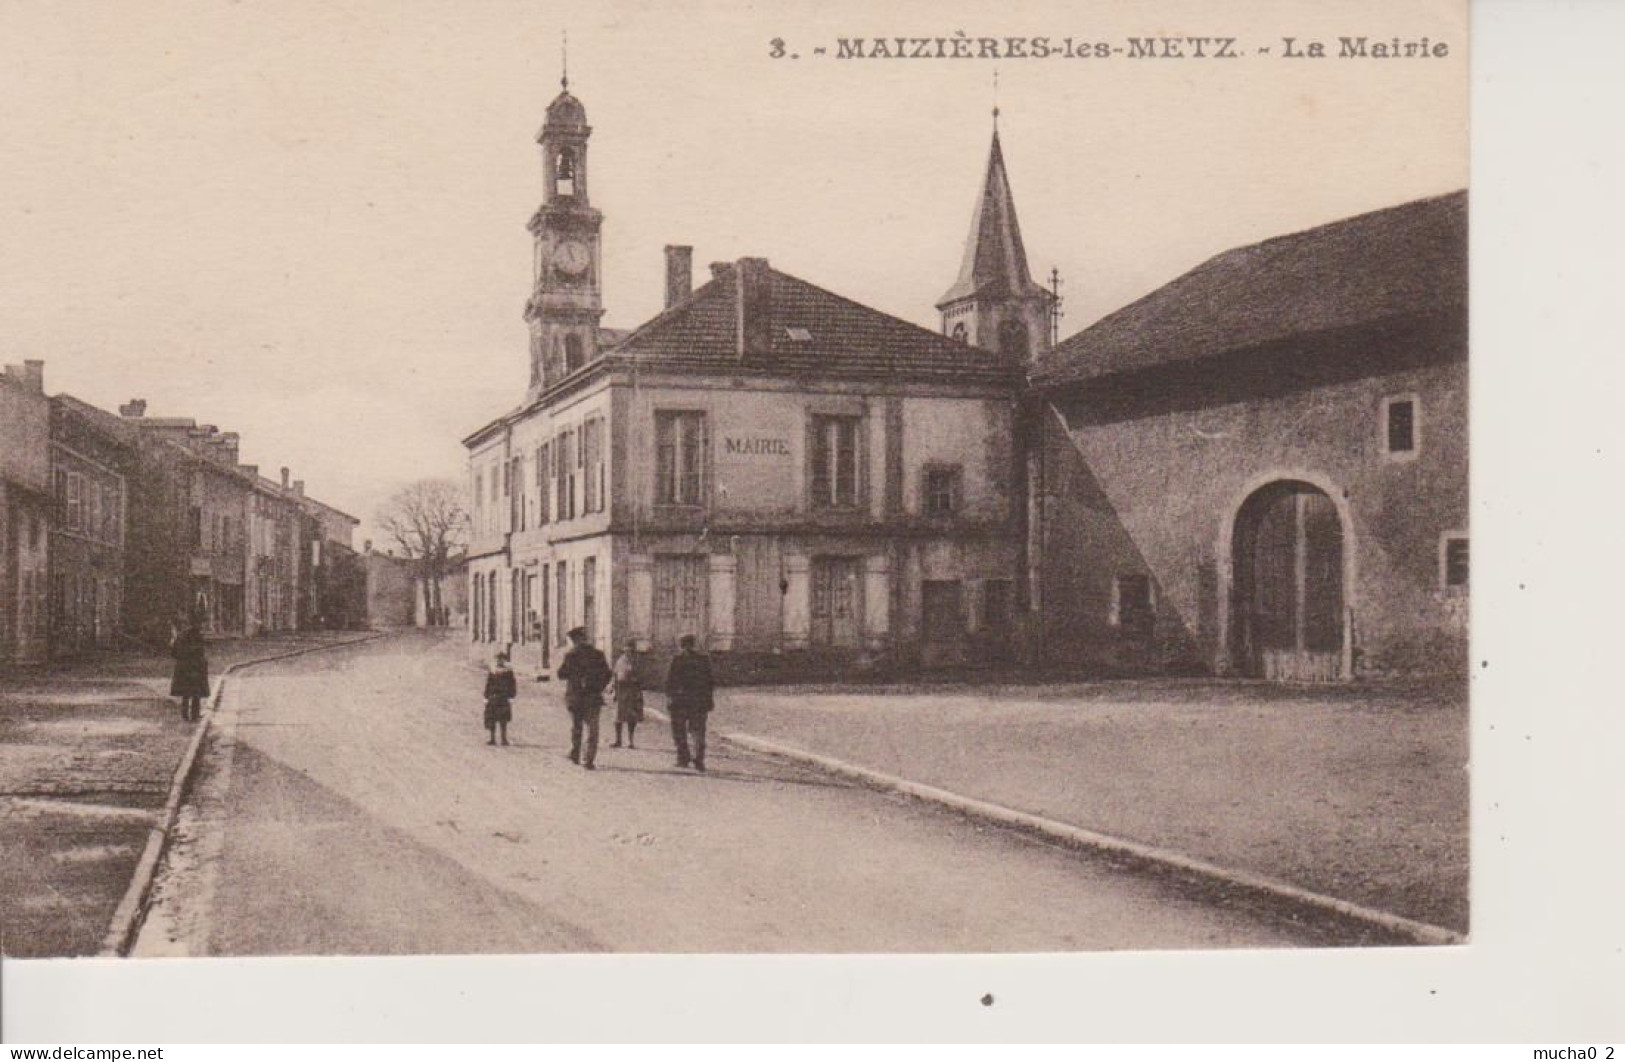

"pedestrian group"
[480,626,715,774]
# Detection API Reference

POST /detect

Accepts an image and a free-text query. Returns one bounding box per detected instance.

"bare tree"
[376,479,469,626]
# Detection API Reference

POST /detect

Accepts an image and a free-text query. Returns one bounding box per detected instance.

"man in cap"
[557,625,612,770]
[664,633,715,772]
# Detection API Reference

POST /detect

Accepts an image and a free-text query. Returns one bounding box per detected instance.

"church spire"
[937,127,1043,308]
[937,122,1054,360]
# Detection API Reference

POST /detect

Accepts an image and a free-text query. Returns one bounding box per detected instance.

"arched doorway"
[1230,480,1346,681]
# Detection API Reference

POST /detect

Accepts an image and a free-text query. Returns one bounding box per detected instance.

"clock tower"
[525,75,604,396]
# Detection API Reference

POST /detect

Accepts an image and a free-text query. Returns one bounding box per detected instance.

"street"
[133,632,1355,954]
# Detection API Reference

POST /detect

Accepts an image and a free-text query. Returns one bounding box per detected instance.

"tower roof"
[937,131,1047,308]
[541,86,588,134]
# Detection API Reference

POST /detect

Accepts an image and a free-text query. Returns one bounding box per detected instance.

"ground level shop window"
[653,555,707,646]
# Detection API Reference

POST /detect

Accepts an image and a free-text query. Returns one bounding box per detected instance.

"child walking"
[483,651,517,746]
[610,639,644,748]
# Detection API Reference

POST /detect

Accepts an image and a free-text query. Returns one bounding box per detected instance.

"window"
[190,506,203,550]
[564,334,585,373]
[536,443,551,524]
[998,318,1029,359]
[582,557,597,640]
[1443,535,1469,589]
[555,560,568,642]
[923,465,962,517]
[67,473,83,531]
[655,411,707,506]
[556,429,577,520]
[582,417,605,513]
[1383,396,1419,458]
[1111,574,1154,637]
[811,415,860,509]
[951,322,968,343]
[511,456,525,531]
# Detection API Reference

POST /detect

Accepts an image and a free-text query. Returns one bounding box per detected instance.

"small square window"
[1112,574,1154,636]
[923,466,961,517]
[1444,536,1469,588]
[1383,396,1419,458]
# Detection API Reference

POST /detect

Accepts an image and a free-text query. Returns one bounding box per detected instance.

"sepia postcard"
[11,0,1607,1045]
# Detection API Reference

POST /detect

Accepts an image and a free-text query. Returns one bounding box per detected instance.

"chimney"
[119,399,148,418]
[663,245,693,309]
[364,539,372,554]
[736,257,773,359]
[709,261,733,282]
[280,467,290,489]
[293,480,304,498]
[22,360,43,394]
[220,432,239,462]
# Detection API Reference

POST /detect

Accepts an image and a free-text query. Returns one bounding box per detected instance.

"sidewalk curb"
[670,712,1466,947]
[99,632,387,958]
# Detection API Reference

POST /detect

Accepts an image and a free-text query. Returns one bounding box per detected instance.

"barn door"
[1233,482,1345,681]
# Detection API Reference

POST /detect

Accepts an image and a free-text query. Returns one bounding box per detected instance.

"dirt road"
[136,631,1357,955]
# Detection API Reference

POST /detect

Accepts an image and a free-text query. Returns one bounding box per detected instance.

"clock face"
[555,239,590,277]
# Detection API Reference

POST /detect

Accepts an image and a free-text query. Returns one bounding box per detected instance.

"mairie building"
[463,81,1046,679]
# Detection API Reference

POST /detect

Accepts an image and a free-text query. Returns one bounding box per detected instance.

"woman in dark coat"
[610,639,644,749]
[169,621,210,722]
[483,652,517,746]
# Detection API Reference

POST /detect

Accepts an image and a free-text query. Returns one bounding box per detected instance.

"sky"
[0,0,1467,543]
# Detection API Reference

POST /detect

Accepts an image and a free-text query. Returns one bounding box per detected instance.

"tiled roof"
[606,261,1021,385]
[1031,191,1468,389]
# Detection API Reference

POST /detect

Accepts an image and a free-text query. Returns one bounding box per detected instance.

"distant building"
[48,394,134,656]
[245,469,302,635]
[296,491,364,630]
[1028,193,1468,678]
[1,361,51,667]
[363,543,416,629]
[360,542,464,630]
[100,402,256,641]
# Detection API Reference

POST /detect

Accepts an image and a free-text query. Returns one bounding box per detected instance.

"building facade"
[465,82,1028,680]
[1,361,52,668]
[297,492,364,630]
[48,396,132,656]
[1027,193,1468,678]
[464,81,1468,683]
